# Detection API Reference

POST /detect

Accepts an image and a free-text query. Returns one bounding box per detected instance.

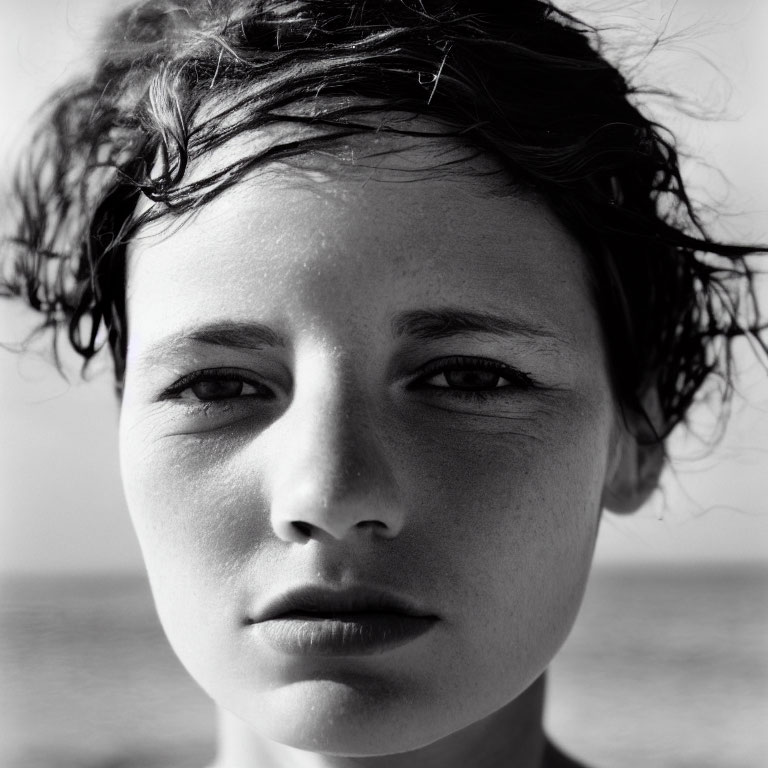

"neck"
[211,675,547,768]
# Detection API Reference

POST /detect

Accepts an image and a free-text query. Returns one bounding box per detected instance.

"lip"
[246,586,438,656]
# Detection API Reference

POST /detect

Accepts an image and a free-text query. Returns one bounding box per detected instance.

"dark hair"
[1,0,765,441]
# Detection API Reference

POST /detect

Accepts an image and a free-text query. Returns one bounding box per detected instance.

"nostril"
[286,519,387,541]
[291,521,313,539]
[355,520,387,531]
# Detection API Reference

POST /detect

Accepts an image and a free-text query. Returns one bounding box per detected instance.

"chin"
[229,677,452,757]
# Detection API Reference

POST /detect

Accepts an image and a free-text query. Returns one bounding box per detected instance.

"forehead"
[126,130,599,359]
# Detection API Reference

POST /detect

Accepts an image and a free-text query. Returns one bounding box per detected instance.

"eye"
[163,369,276,402]
[424,368,510,390]
[186,378,264,401]
[410,356,534,395]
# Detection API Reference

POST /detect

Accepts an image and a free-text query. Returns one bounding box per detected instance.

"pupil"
[445,370,500,390]
[191,379,244,400]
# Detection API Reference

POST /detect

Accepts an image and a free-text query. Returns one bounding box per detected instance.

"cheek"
[401,398,608,545]
[118,424,279,697]
[399,400,608,653]
[119,426,269,578]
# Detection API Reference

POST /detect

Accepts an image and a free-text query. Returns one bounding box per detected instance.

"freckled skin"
[119,139,634,765]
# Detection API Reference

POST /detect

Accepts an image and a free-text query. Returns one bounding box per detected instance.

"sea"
[1,564,766,768]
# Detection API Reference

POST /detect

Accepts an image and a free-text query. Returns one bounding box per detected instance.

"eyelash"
[161,357,534,406]
[161,368,275,401]
[408,356,535,401]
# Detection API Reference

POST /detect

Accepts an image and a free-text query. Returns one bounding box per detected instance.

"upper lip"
[249,585,435,623]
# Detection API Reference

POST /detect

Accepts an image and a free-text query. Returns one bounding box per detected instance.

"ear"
[601,404,666,514]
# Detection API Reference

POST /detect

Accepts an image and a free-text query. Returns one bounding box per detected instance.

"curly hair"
[1,0,765,441]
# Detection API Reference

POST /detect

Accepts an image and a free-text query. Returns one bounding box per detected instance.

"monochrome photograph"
[1,2,767,766]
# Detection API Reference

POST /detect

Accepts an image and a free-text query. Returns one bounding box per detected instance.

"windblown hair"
[1,0,765,440]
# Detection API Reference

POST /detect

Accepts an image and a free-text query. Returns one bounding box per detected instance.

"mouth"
[246,586,438,656]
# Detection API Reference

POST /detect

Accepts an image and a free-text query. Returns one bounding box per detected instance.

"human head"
[120,142,625,753]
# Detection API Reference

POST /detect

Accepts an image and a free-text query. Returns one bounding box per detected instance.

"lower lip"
[251,613,437,656]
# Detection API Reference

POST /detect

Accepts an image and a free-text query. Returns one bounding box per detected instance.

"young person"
[2,2,764,766]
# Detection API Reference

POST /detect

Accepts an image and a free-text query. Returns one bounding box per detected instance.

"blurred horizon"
[1,0,768,574]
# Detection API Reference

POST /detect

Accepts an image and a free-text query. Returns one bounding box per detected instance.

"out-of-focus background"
[0,1,766,766]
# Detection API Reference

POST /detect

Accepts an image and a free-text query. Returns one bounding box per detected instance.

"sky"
[1,0,767,574]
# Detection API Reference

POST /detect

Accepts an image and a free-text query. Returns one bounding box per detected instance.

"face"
[119,136,627,755]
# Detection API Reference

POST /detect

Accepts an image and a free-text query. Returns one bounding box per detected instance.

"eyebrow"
[134,309,562,371]
[390,308,564,345]
[184,321,286,349]
[134,321,286,370]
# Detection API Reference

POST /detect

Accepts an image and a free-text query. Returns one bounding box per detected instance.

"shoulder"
[544,739,593,768]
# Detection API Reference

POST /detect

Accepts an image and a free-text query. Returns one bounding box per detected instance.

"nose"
[266,370,405,544]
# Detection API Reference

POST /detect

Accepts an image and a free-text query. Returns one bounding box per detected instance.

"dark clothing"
[544,740,589,768]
